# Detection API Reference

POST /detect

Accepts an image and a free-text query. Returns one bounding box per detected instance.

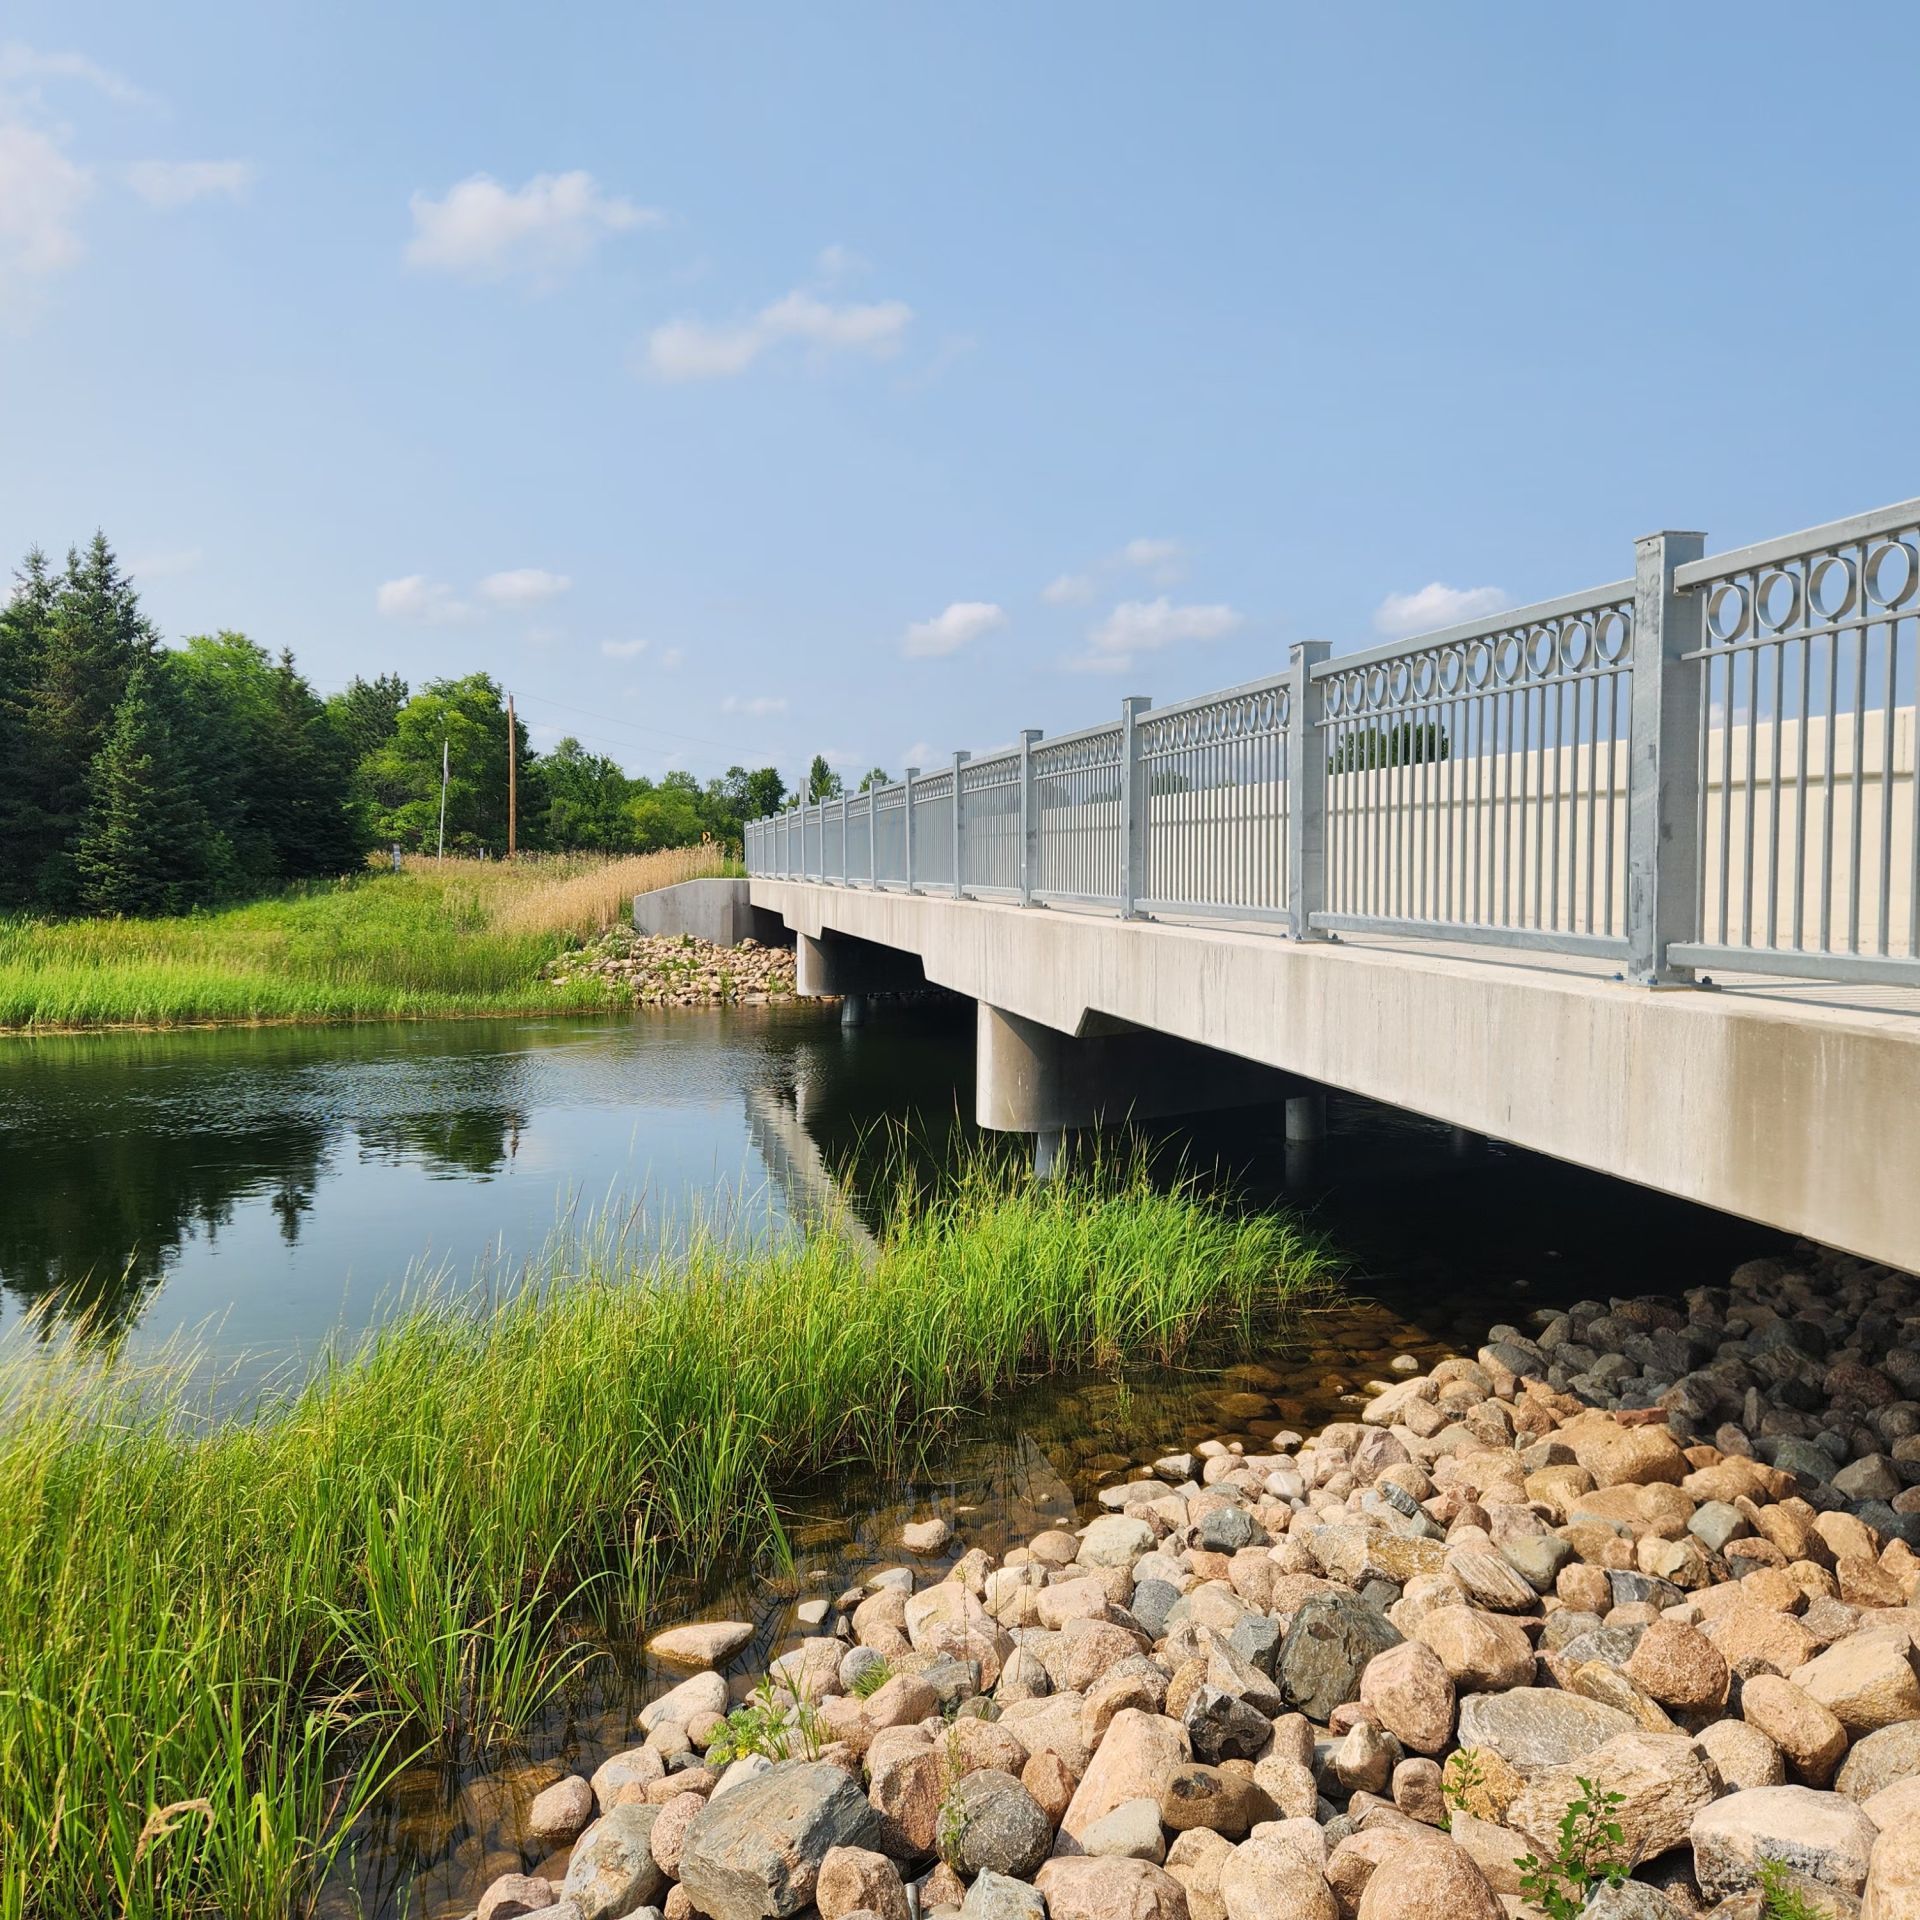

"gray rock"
[1193,1506,1257,1554]
[1578,1884,1692,1920]
[1182,1683,1271,1764]
[563,1805,665,1920]
[1606,1571,1685,1612]
[1226,1613,1281,1677]
[842,1647,890,1694]
[1832,1453,1901,1501]
[917,1657,984,1707]
[1836,1719,1920,1801]
[1454,1690,1638,1779]
[1687,1501,1747,1552]
[1773,1437,1836,1485]
[1077,1797,1166,1864]
[946,1770,1053,1881]
[963,1870,1048,1920]
[1556,1625,1645,1669]
[679,1762,887,1920]
[1689,1785,1876,1902]
[1500,1532,1573,1592]
[1275,1592,1402,1723]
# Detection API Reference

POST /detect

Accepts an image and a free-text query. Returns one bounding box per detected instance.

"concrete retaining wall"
[633,878,791,947]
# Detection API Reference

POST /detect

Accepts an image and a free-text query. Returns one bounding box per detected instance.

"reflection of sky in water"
[0,1007,965,1399]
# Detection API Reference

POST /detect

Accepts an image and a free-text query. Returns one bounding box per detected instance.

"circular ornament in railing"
[1865,538,1919,610]
[1707,581,1751,644]
[1527,626,1556,676]
[1754,567,1803,635]
[1807,552,1858,622]
[1559,618,1592,671]
[1276,687,1291,726]
[1466,639,1493,689]
[1594,607,1630,664]
[1438,647,1465,695]
[1388,660,1412,705]
[1495,632,1525,684]
[1413,653,1437,700]
[1325,677,1347,718]
[1367,666,1389,710]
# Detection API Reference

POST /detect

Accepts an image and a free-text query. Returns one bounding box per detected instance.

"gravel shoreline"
[546,931,797,1008]
[447,1241,1920,1920]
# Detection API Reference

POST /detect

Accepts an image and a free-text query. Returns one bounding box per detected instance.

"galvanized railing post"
[1120,695,1151,918]
[839,793,850,883]
[1017,728,1042,907]
[868,787,877,886]
[903,767,919,892]
[952,750,970,898]
[1627,530,1708,984]
[1287,639,1332,939]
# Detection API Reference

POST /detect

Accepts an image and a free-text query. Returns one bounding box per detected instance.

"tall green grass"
[0,1161,1331,1919]
[0,849,738,1031]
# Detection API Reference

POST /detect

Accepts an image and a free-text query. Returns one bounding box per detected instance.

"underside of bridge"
[749,878,1920,1270]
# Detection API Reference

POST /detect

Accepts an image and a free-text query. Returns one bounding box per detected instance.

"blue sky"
[2,4,1916,792]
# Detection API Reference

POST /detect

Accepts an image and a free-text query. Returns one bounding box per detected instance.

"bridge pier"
[1284,1090,1327,1190]
[840,994,869,1028]
[975,1003,1300,1163]
[796,930,926,1001]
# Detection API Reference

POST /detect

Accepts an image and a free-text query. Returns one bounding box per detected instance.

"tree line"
[0,535,795,917]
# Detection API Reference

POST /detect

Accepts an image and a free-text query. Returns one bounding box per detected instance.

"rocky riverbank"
[545,930,797,1008]
[446,1243,1920,1920]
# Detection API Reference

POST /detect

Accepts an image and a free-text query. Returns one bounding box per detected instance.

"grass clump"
[0,846,735,1031]
[0,1157,1331,1918]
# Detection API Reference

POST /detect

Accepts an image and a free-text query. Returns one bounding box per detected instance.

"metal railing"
[743,496,1920,988]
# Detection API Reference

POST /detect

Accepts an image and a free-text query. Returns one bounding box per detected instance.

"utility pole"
[506,691,518,860]
[436,733,449,860]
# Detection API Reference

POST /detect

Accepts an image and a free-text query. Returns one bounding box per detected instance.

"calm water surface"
[0,999,1788,1918]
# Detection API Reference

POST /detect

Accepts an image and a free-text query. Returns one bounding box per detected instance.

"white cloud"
[1372,582,1509,639]
[1042,572,1095,606]
[126,158,253,209]
[405,170,660,286]
[900,741,936,771]
[0,43,148,106]
[645,285,912,381]
[0,120,90,299]
[600,638,648,660]
[479,566,571,606]
[902,600,1006,660]
[1122,536,1187,584]
[722,693,787,716]
[814,242,867,279]
[375,574,473,624]
[1071,596,1243,673]
[659,646,685,670]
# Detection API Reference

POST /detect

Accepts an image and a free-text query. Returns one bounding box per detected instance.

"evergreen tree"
[806,754,842,802]
[326,672,408,763]
[74,664,218,916]
[0,549,58,905]
[23,534,160,909]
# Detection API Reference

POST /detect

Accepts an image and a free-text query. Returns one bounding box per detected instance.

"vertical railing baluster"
[903,767,918,893]
[1017,728,1042,907]
[1626,528,1708,983]
[1120,696,1151,917]
[1287,640,1331,939]
[952,751,969,899]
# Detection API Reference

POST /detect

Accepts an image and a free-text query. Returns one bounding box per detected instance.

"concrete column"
[1034,1129,1066,1180]
[797,931,926,999]
[840,994,869,1028]
[1284,1090,1327,1192]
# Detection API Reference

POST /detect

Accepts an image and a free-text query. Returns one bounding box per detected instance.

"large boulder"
[1865,1816,1920,1920]
[640,1671,730,1733]
[1355,1837,1503,1920]
[1622,1621,1729,1715]
[1842,1722,1920,1801]
[1059,1710,1190,1850]
[905,1585,1012,1688]
[1275,1594,1402,1723]
[1035,1856,1191,1920]
[1506,1733,1718,1864]
[1219,1830,1337,1920]
[1689,1785,1879,1903]
[1358,1642,1455,1756]
[563,1804,666,1920]
[1409,1607,1533,1694]
[1791,1631,1920,1735]
[1739,1673,1849,1785]
[816,1846,910,1920]
[1453,1689,1637,1778]
[679,1761,888,1920]
[650,1622,755,1670]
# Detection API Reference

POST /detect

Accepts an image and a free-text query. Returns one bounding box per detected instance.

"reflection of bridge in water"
[743,1077,876,1254]
[736,497,1920,1270]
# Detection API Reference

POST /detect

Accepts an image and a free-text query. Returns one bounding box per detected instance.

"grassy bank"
[0,847,735,1031]
[0,1163,1332,1920]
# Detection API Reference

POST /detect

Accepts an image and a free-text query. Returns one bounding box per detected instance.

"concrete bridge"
[725,497,1920,1271]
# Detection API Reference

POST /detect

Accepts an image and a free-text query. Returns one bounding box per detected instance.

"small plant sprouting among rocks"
[1513,1778,1629,1920]
[1756,1859,1830,1920]
[704,1674,824,1765]
[848,1657,892,1699]
[1441,1748,1485,1823]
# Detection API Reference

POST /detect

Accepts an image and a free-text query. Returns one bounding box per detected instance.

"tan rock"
[1506,1732,1717,1865]
[1792,1630,1920,1735]
[1695,1717,1786,1792]
[1440,1747,1524,1822]
[817,1847,909,1920]
[1220,1830,1336,1920]
[1565,1417,1689,1489]
[1440,1813,1525,1896]
[1059,1710,1191,1848]
[1035,1856,1193,1920]
[1623,1619,1730,1713]
[648,1790,707,1877]
[1411,1607,1534,1693]
[864,1674,939,1730]
[527,1775,595,1848]
[1024,1748,1079,1825]
[1355,1837,1503,1919]
[1740,1673,1850,1785]
[1358,1642,1455,1756]
[1166,1828,1234,1920]
[868,1744,946,1856]
[904,1584,1011,1687]
[649,1621,754,1669]
[946,1717,1031,1780]
[1865,1779,1920,1833]
[477,1874,556,1920]
[1701,1601,1819,1676]
[1865,1816,1920,1920]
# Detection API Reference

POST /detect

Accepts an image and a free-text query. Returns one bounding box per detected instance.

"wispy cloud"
[1042,573,1095,606]
[900,740,936,770]
[902,600,1006,660]
[406,171,661,287]
[645,283,911,381]
[659,646,685,670]
[375,575,474,624]
[1372,582,1509,638]
[0,120,91,303]
[0,42,149,106]
[126,159,253,209]
[1069,596,1243,673]
[600,638,648,660]
[722,693,787,716]
[1122,536,1187,585]
[479,567,571,606]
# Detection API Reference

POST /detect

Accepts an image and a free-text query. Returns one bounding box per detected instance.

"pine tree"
[0,549,57,906]
[74,664,217,916]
